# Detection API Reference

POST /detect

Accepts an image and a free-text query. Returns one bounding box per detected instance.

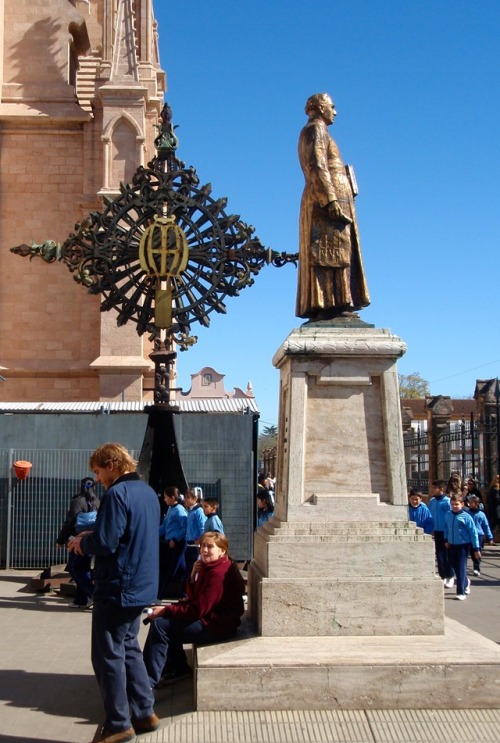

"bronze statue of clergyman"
[296,93,370,320]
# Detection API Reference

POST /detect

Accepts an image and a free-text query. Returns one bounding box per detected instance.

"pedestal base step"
[195,617,500,711]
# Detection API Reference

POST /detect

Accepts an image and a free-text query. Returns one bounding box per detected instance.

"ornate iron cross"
[11,103,297,405]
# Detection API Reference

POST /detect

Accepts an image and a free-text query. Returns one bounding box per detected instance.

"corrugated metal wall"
[0,411,258,569]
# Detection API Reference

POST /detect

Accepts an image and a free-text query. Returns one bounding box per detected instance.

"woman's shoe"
[156,666,192,687]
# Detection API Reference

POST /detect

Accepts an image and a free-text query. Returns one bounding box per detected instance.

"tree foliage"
[398,372,430,399]
[258,424,278,458]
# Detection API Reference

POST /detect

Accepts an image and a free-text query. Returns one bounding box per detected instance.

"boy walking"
[444,494,480,600]
[466,494,494,575]
[428,480,455,587]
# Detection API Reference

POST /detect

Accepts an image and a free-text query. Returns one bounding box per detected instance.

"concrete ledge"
[195,618,500,710]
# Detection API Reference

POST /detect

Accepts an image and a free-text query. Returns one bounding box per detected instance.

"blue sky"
[153,0,500,427]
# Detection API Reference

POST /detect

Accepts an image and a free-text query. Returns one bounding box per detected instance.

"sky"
[153,0,500,427]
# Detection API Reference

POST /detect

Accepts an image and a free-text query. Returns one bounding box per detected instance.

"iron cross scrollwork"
[10,102,297,404]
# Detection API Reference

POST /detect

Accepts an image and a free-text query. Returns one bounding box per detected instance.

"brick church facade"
[0,0,165,403]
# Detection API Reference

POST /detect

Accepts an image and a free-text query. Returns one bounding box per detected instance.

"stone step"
[261,519,422,536]
[263,518,415,534]
[263,531,428,541]
[195,618,500,710]
[254,539,435,578]
[249,573,444,635]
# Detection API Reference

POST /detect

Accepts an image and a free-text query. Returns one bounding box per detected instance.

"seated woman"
[143,531,245,687]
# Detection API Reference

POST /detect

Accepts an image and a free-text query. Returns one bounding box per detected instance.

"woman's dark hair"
[257,491,274,513]
[79,478,99,510]
[164,485,184,503]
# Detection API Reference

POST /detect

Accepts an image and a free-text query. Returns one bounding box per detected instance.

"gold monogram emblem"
[139,215,189,328]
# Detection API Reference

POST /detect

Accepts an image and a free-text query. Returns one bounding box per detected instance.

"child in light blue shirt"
[202,497,224,534]
[466,495,493,575]
[408,490,433,535]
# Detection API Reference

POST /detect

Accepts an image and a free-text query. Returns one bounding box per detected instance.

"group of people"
[408,473,499,601]
[60,442,245,743]
[257,472,275,528]
[158,485,224,599]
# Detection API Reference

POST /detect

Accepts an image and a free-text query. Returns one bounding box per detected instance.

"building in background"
[0,0,165,403]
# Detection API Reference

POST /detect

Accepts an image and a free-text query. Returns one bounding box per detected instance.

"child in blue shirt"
[158,486,187,599]
[444,494,480,600]
[184,487,206,578]
[428,480,455,587]
[466,495,494,576]
[202,497,224,534]
[408,490,433,535]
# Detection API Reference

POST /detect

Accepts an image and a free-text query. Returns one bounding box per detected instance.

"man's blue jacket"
[82,473,160,606]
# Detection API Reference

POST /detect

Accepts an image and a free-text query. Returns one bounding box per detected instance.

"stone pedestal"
[196,322,500,710]
[249,323,443,636]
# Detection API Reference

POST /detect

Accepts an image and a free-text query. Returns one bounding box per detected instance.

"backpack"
[74,498,98,533]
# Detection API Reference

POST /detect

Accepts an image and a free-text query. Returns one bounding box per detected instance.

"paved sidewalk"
[1,546,500,743]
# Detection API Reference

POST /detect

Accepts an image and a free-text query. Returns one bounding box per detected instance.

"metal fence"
[404,414,499,494]
[0,448,137,569]
[404,427,429,492]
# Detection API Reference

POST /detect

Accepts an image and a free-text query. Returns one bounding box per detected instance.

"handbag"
[74,509,97,533]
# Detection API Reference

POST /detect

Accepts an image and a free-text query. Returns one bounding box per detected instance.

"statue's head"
[305,93,335,124]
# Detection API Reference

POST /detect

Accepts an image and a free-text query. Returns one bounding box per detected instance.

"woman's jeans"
[143,616,217,686]
[67,550,93,605]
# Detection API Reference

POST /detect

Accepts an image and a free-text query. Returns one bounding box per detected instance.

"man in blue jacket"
[69,443,160,743]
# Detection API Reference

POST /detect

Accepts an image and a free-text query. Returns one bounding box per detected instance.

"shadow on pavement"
[0,669,101,722]
[0,595,88,613]
[154,676,195,718]
[0,737,61,742]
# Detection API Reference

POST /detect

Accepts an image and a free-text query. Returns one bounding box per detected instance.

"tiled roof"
[400,398,477,419]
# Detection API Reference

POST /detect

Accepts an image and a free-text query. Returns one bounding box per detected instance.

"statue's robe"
[296,117,370,319]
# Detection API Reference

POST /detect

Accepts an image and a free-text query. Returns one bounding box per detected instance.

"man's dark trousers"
[92,601,155,732]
